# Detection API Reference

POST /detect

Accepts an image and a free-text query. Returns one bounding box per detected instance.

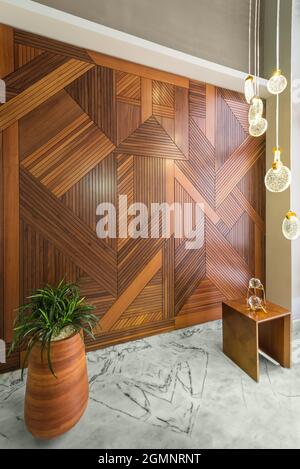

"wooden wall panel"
[2,123,19,343]
[0,27,266,373]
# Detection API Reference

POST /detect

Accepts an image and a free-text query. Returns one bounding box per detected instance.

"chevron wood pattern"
[0,27,265,373]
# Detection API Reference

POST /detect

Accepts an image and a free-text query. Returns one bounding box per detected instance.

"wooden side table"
[222,299,291,381]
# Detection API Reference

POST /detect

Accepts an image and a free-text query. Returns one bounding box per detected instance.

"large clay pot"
[24,332,88,439]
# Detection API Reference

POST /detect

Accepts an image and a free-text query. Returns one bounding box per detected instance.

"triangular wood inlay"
[116,115,186,159]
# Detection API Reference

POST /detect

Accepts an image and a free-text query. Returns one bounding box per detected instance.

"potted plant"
[9,280,97,440]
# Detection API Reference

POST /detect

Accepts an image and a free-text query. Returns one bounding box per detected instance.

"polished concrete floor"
[1,320,300,449]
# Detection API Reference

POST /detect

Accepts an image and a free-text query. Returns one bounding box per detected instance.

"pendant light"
[248,96,263,124]
[282,211,300,240]
[249,118,268,137]
[244,0,255,104]
[248,0,267,137]
[245,76,255,105]
[265,95,291,192]
[267,0,287,95]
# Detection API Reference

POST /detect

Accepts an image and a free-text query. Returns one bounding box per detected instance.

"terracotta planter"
[24,332,89,439]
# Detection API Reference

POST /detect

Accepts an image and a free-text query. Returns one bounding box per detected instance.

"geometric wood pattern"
[0,26,265,373]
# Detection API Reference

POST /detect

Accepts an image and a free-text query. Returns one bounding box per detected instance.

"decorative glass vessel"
[249,117,268,137]
[244,75,255,104]
[282,211,300,240]
[247,278,267,312]
[267,69,287,95]
[248,97,264,125]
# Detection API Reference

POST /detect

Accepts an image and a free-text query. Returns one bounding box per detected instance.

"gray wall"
[34,0,254,72]
[263,0,293,311]
[291,0,300,319]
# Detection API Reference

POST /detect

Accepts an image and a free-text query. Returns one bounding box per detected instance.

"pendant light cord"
[276,94,279,152]
[254,0,258,93]
[276,0,280,71]
[248,0,252,75]
[275,0,280,153]
[257,0,261,96]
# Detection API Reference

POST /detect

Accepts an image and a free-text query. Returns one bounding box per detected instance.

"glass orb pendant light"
[267,69,287,95]
[264,147,291,192]
[282,211,300,240]
[244,75,256,104]
[249,117,268,137]
[248,96,264,124]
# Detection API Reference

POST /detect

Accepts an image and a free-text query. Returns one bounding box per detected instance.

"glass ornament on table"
[246,278,267,313]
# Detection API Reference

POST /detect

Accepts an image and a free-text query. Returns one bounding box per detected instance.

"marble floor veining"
[1,320,300,449]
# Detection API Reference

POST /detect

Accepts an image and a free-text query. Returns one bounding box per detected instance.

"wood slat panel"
[176,117,215,207]
[116,115,186,159]
[20,220,82,299]
[216,135,265,207]
[175,86,189,157]
[0,132,3,339]
[112,270,163,331]
[174,165,219,225]
[0,28,266,372]
[141,78,152,122]
[206,218,251,299]
[189,80,206,118]
[6,52,68,97]
[216,88,246,169]
[0,25,14,78]
[20,169,117,296]
[19,90,84,160]
[117,101,141,144]
[116,71,140,103]
[206,84,216,147]
[220,88,249,132]
[14,29,93,63]
[117,154,134,252]
[3,123,19,341]
[22,117,115,197]
[0,59,94,131]
[88,49,189,88]
[14,44,43,69]
[61,153,117,251]
[95,250,162,333]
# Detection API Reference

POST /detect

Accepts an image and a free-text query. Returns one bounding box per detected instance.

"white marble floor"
[1,320,300,449]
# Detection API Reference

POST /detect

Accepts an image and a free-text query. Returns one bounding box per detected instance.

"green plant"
[9,280,97,378]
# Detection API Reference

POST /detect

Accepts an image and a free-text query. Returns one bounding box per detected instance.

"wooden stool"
[222,299,291,381]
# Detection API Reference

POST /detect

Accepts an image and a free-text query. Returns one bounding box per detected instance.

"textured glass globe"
[249,117,268,137]
[248,295,262,310]
[244,75,255,104]
[267,70,288,95]
[249,278,262,289]
[248,97,264,125]
[264,161,291,192]
[282,212,300,240]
